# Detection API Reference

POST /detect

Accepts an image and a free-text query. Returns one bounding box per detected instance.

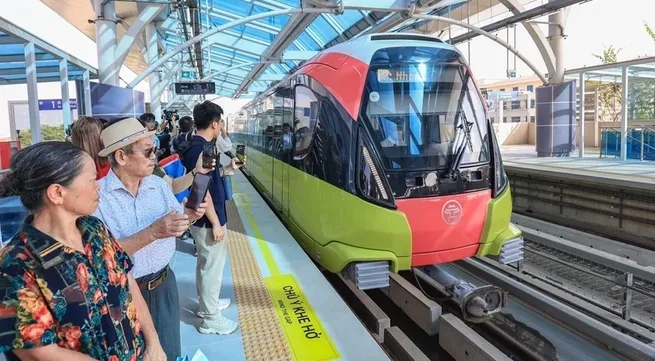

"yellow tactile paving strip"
[226,200,294,361]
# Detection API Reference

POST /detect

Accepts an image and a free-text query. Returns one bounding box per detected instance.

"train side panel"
[476,184,522,257]
[243,146,412,273]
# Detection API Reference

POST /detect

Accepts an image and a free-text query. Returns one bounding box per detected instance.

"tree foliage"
[18,125,66,147]
[628,23,655,121]
[589,46,623,122]
[645,21,655,42]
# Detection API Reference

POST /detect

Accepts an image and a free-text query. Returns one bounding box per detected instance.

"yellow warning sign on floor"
[265,274,340,361]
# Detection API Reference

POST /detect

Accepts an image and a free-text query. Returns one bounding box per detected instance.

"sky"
[452,0,655,83]
[0,0,652,116]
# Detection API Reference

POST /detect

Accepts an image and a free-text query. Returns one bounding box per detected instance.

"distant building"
[479,76,542,124]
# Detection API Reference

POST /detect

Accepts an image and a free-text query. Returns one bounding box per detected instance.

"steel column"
[146,23,162,122]
[94,0,119,85]
[24,42,40,144]
[548,1,566,83]
[59,59,72,132]
[83,70,93,116]
[579,72,585,157]
[620,66,629,161]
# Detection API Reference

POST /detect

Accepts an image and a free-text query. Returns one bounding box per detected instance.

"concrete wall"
[493,121,606,147]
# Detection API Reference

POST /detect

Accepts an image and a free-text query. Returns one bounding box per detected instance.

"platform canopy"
[564,57,655,84]
[163,0,408,98]
[39,0,567,101]
[0,17,97,85]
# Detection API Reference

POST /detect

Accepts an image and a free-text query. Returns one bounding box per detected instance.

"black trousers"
[138,266,181,361]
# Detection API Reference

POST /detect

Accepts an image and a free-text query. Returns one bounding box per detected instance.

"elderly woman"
[0,141,165,361]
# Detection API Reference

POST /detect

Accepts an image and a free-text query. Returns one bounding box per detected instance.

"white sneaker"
[196,298,231,318]
[198,314,239,335]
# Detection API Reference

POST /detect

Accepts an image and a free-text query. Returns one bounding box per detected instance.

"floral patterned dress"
[0,216,145,361]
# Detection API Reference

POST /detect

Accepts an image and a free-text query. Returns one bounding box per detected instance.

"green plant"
[588,46,623,121]
[645,21,655,41]
[18,124,66,147]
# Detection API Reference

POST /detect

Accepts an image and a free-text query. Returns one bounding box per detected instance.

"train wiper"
[446,112,473,180]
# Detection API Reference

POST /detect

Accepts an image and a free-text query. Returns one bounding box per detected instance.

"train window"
[361,58,489,170]
[293,86,320,160]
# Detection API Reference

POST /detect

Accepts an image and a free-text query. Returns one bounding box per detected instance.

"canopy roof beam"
[129,8,335,89]
[115,4,167,70]
[496,0,556,82]
[0,17,95,74]
[233,12,320,97]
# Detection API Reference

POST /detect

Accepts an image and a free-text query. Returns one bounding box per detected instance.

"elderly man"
[93,117,208,361]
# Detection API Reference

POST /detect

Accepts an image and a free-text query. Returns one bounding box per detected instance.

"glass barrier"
[600,127,655,160]
[0,196,26,247]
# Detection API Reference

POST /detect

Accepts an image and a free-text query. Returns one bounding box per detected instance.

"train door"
[287,84,321,254]
[279,86,293,216]
[263,96,274,195]
[271,93,284,209]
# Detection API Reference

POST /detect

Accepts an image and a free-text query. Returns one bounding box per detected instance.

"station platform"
[501,145,655,185]
[0,171,389,361]
[173,170,390,360]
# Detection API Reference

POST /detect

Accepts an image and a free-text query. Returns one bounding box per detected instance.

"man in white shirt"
[93,118,209,361]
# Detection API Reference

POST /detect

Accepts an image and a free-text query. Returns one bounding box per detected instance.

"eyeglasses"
[123,146,156,158]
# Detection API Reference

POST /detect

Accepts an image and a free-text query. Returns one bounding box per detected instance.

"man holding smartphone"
[181,100,243,335]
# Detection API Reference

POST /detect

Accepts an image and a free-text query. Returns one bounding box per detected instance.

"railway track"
[237,158,655,361]
[321,213,655,361]
[512,214,655,333]
[324,252,655,361]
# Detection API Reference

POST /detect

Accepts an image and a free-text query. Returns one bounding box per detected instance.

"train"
[231,33,523,320]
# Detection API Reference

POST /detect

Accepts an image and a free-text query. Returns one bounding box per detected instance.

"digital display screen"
[174,82,216,95]
[377,68,430,83]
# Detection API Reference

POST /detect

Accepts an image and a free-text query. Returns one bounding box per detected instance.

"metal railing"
[600,126,655,161]
[517,226,655,330]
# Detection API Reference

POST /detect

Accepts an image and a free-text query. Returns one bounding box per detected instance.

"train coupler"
[417,265,507,323]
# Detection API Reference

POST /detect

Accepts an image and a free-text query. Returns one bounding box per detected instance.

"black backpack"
[179,136,210,173]
[175,132,194,156]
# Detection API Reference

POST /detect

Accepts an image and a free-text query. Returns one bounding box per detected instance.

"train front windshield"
[361,46,489,171]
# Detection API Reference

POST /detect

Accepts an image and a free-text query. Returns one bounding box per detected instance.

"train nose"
[395,190,492,267]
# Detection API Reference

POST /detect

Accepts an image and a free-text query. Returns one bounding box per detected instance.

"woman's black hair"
[0,141,88,212]
[193,101,223,130]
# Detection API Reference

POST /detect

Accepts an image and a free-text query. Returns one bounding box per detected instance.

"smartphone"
[186,173,212,210]
[235,144,246,164]
[202,142,216,169]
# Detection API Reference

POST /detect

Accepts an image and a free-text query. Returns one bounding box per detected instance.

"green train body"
[230,33,523,278]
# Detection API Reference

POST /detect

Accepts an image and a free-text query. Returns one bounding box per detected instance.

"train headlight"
[355,127,395,208]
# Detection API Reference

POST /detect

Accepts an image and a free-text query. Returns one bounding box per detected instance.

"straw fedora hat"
[98,118,156,157]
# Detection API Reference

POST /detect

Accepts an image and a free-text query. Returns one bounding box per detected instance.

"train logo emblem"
[442,200,463,225]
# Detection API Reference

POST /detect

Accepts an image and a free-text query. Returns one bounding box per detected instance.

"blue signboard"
[181,71,198,80]
[38,99,78,111]
[487,91,519,100]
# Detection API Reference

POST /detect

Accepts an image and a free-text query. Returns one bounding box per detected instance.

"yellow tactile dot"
[226,201,293,361]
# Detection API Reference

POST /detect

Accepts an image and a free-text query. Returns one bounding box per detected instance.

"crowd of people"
[0,100,243,361]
